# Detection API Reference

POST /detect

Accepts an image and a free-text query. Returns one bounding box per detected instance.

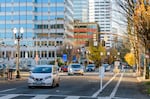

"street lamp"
[13,27,24,78]
[107,52,110,64]
[66,45,73,64]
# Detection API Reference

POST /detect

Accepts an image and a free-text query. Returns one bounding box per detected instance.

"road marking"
[64,96,80,99]
[92,73,118,97]
[31,95,50,99]
[0,94,134,99]
[0,94,19,99]
[98,96,110,99]
[0,88,16,93]
[110,73,123,98]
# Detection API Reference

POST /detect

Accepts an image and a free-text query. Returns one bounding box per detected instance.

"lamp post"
[86,50,90,65]
[107,52,110,64]
[13,27,24,78]
[66,45,73,64]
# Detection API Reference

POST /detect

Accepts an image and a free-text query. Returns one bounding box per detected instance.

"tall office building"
[0,0,73,65]
[89,0,113,48]
[73,0,89,22]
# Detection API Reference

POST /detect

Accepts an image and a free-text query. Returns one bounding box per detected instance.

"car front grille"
[35,78,43,81]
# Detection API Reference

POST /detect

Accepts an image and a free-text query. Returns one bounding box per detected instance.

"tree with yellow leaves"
[124,53,135,66]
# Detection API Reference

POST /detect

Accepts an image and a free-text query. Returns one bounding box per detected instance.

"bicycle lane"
[114,73,150,99]
[95,73,121,98]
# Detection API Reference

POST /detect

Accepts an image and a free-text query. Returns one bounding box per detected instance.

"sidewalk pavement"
[0,71,29,83]
[137,76,150,82]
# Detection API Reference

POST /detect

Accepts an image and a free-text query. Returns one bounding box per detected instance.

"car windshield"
[71,64,81,68]
[32,67,52,73]
[88,65,94,67]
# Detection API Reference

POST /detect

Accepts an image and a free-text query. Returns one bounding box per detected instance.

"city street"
[0,72,149,99]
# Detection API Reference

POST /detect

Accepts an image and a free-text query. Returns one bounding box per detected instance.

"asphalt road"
[0,72,149,99]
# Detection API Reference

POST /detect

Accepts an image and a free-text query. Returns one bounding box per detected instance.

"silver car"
[68,63,84,75]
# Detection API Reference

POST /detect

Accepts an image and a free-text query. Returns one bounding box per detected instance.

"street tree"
[117,0,150,79]
[124,53,135,66]
[88,41,106,68]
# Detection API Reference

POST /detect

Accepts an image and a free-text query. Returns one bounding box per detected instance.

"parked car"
[0,64,6,76]
[60,65,68,72]
[102,64,111,72]
[86,64,96,72]
[68,63,84,75]
[28,65,60,88]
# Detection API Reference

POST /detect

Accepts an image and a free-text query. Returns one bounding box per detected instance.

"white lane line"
[31,95,50,99]
[64,96,80,99]
[0,94,19,99]
[98,96,110,99]
[92,73,118,98]
[0,88,16,93]
[110,73,123,98]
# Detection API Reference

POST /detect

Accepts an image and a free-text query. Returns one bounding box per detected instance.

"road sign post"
[99,66,105,92]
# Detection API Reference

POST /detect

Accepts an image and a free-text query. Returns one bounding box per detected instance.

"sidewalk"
[137,76,150,82]
[0,71,29,83]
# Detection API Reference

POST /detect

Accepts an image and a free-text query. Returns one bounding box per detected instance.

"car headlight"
[29,76,34,80]
[70,68,73,71]
[45,76,51,80]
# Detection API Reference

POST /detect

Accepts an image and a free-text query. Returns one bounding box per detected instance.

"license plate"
[36,81,42,84]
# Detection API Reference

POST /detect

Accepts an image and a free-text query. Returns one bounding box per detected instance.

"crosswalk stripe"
[31,95,50,99]
[64,96,80,99]
[98,97,110,99]
[0,94,19,99]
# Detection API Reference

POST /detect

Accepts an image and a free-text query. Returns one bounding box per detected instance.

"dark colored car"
[61,66,68,72]
[86,64,96,72]
[0,64,6,76]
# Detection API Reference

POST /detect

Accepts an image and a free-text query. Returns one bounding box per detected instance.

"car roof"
[70,63,80,65]
[88,64,95,66]
[35,65,55,67]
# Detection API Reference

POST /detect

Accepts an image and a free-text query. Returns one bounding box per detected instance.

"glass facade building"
[0,0,73,65]
[73,0,89,22]
[89,0,113,48]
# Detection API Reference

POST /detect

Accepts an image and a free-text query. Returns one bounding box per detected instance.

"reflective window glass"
[37,16,48,20]
[6,24,13,29]
[0,25,5,28]
[27,6,33,11]
[37,7,48,12]
[0,0,11,2]
[27,15,33,20]
[19,0,32,2]
[50,16,55,20]
[0,33,5,38]
[0,16,5,20]
[0,7,5,12]
[50,7,64,12]
[26,32,34,38]
[35,0,48,3]
[6,7,12,12]
[50,0,64,2]
[6,33,13,38]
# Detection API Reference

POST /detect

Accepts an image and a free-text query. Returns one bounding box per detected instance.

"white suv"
[28,65,60,88]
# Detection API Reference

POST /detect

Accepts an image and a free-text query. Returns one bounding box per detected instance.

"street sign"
[99,66,105,78]
[62,54,67,62]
